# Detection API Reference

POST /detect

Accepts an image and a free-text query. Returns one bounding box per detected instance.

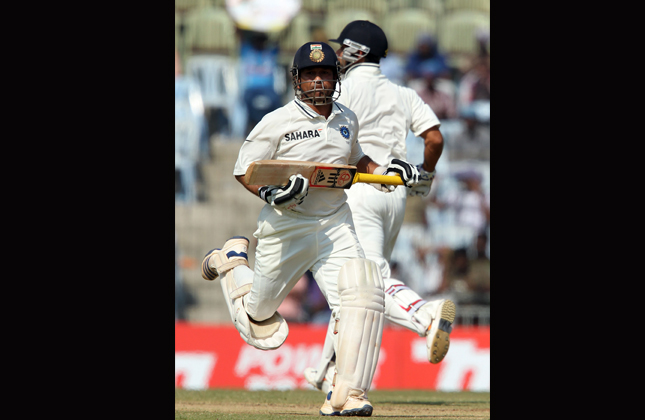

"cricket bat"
[244,160,404,189]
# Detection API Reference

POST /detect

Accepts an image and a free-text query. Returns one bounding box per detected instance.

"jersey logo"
[340,126,350,139]
[284,130,321,141]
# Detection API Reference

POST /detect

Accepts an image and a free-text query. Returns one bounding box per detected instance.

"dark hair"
[364,53,381,63]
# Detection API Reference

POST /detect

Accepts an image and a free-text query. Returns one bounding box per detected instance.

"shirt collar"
[294,97,344,119]
[343,63,381,79]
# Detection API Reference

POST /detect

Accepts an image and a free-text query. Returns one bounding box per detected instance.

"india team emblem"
[309,44,324,62]
[340,126,350,139]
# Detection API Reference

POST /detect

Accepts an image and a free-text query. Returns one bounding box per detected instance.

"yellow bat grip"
[352,173,404,185]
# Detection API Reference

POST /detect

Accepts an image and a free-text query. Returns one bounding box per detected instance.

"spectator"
[413,61,458,120]
[467,232,490,304]
[175,48,209,202]
[175,231,196,320]
[302,271,332,325]
[476,28,490,60]
[277,270,332,324]
[277,272,309,323]
[439,235,490,306]
[404,34,450,85]
[440,247,471,303]
[457,55,490,112]
[389,220,448,300]
[238,30,282,137]
[379,52,406,86]
[175,48,182,77]
[429,168,490,249]
[447,107,490,161]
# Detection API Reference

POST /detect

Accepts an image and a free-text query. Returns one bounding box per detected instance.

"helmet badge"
[309,44,325,63]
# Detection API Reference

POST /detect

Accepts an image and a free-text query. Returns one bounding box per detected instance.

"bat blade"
[244,160,402,189]
[245,160,357,188]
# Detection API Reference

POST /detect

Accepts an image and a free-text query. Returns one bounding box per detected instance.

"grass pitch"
[175,389,490,419]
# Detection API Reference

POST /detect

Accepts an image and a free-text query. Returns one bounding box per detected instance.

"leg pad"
[330,258,385,410]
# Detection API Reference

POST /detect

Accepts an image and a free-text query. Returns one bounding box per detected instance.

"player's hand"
[385,158,420,188]
[258,174,309,210]
[409,164,436,197]
[368,166,397,193]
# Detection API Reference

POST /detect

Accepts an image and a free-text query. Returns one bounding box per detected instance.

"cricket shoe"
[201,236,250,280]
[319,391,373,417]
[304,362,335,394]
[426,299,456,364]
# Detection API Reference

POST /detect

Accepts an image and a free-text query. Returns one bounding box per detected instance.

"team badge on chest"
[339,126,350,139]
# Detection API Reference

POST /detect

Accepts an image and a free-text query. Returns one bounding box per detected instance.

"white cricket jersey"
[337,63,441,166]
[234,98,365,217]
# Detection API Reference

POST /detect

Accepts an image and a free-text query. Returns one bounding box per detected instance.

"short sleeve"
[233,110,285,176]
[347,113,365,166]
[406,88,441,137]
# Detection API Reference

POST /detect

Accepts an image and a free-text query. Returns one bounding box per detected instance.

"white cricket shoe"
[426,299,456,364]
[201,236,250,280]
[319,391,373,417]
[304,362,335,394]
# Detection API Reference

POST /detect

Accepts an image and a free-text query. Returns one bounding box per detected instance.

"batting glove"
[385,158,420,188]
[258,174,309,210]
[409,165,436,197]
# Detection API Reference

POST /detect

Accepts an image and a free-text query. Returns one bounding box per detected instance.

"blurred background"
[175,0,490,328]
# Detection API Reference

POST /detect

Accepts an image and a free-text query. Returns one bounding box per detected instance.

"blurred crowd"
[175,0,490,325]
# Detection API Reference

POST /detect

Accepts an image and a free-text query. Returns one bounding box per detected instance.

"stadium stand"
[277,12,312,57]
[444,0,490,14]
[417,0,444,16]
[176,12,182,47]
[324,9,378,46]
[382,9,437,55]
[385,0,416,12]
[175,77,205,203]
[325,0,389,19]
[175,0,212,14]
[185,55,240,137]
[301,0,327,13]
[184,6,238,56]
[438,10,490,57]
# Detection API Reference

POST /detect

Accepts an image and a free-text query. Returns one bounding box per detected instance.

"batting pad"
[383,278,432,337]
[331,258,385,409]
[220,267,289,351]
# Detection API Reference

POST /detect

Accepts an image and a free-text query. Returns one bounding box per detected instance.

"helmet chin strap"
[338,61,354,74]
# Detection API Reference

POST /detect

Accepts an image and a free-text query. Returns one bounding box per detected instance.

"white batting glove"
[369,166,397,193]
[409,164,436,197]
[258,174,309,210]
[385,158,420,188]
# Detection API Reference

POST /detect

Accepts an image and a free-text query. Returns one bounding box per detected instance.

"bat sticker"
[309,167,356,188]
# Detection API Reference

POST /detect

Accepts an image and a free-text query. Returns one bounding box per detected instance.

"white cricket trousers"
[242,202,365,321]
[345,183,407,280]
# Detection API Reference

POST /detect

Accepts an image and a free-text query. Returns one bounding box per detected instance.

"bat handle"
[353,173,404,185]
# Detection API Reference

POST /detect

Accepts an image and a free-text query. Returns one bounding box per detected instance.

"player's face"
[299,67,336,105]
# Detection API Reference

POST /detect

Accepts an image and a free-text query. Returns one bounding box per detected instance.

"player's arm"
[406,87,445,196]
[419,126,444,172]
[235,174,261,196]
[404,126,444,197]
[355,155,383,175]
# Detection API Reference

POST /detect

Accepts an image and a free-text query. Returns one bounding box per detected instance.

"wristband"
[258,186,273,203]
